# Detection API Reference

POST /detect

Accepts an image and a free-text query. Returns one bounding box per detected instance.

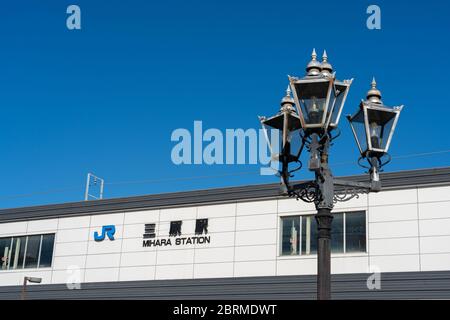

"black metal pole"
[315,207,333,300]
[313,134,334,300]
[298,133,337,300]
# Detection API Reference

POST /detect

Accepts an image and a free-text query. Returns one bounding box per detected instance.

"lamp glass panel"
[262,113,302,161]
[329,83,348,127]
[350,109,368,153]
[367,108,396,151]
[287,128,302,159]
[261,121,282,161]
[294,81,330,126]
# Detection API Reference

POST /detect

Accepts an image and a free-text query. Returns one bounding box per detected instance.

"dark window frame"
[0,233,56,271]
[280,211,367,256]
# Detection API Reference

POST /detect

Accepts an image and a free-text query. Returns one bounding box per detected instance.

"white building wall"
[418,186,450,271]
[368,189,420,273]
[1,185,450,287]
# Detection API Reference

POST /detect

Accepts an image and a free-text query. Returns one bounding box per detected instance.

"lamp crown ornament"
[320,50,333,76]
[366,77,382,104]
[306,48,321,76]
[280,85,296,113]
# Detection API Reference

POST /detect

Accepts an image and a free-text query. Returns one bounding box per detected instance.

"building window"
[39,234,56,268]
[281,216,300,255]
[345,211,366,253]
[280,211,366,256]
[0,234,55,271]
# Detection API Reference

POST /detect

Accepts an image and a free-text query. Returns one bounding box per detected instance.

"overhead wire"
[1,148,450,202]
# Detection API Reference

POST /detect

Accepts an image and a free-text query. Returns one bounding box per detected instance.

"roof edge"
[1,166,450,223]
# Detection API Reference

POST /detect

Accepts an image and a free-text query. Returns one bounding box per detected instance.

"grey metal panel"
[1,167,450,223]
[2,271,450,300]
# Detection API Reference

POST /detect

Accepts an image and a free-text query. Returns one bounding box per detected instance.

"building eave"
[1,166,449,223]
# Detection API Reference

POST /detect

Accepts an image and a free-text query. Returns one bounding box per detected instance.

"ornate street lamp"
[289,50,353,133]
[347,78,403,184]
[259,86,302,192]
[259,50,403,300]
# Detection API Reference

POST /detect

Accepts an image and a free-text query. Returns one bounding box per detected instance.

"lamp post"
[260,49,403,300]
[21,276,42,300]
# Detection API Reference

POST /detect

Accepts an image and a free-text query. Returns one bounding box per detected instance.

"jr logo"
[94,225,116,241]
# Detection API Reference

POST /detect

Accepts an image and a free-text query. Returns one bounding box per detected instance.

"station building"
[1,167,450,299]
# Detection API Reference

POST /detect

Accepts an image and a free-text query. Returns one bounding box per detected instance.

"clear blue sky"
[0,0,449,209]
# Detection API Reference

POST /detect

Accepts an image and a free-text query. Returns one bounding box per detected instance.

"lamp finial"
[306,48,321,76]
[367,77,382,104]
[320,49,333,76]
[281,84,295,109]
